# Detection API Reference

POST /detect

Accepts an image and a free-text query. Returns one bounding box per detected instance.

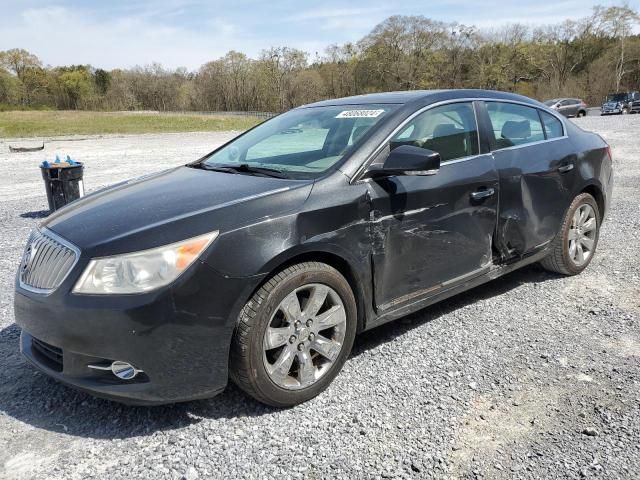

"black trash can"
[40,162,84,212]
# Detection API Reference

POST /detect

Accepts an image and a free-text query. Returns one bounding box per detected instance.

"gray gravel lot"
[0,118,638,480]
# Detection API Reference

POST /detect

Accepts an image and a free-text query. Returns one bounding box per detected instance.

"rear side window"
[540,111,564,139]
[391,102,479,161]
[486,102,545,149]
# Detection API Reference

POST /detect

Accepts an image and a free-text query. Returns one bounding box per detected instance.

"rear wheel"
[540,193,600,275]
[230,262,357,407]
[577,110,586,118]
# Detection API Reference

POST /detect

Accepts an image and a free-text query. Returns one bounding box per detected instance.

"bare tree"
[592,4,640,92]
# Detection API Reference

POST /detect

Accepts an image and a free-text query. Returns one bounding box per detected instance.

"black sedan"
[15,90,613,407]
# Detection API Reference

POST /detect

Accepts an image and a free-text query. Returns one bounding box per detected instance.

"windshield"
[544,99,561,106]
[607,93,628,102]
[201,104,398,179]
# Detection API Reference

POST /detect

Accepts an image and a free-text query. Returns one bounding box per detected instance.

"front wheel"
[540,193,600,275]
[230,262,357,407]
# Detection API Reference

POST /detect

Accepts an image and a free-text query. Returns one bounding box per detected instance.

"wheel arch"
[580,183,605,221]
[246,247,369,333]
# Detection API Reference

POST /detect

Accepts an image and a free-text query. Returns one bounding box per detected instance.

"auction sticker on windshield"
[336,109,385,118]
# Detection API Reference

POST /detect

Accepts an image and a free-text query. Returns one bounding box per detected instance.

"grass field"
[0,111,263,138]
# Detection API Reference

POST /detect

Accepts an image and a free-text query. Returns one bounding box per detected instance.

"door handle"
[470,187,495,200]
[558,163,574,173]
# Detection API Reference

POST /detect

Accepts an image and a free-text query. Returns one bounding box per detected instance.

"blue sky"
[0,0,630,70]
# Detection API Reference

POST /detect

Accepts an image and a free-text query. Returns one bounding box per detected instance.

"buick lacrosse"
[15,90,613,406]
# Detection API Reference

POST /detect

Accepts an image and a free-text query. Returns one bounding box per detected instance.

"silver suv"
[544,98,588,118]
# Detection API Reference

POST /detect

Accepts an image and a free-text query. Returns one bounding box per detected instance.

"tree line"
[1,4,639,112]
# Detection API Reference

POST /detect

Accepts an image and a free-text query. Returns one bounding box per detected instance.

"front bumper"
[14,260,263,405]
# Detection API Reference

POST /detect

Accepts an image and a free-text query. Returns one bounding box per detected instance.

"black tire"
[229,262,357,407]
[577,110,586,117]
[540,193,600,275]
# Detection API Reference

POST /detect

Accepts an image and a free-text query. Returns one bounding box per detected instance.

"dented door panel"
[366,154,499,310]
[492,139,576,256]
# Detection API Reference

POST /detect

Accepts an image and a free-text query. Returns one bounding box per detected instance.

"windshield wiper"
[198,163,288,178]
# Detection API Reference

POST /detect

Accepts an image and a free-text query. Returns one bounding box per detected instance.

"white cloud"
[0,6,261,70]
[286,7,389,22]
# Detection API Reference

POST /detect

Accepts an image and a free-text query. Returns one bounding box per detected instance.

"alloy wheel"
[568,204,597,267]
[263,284,347,390]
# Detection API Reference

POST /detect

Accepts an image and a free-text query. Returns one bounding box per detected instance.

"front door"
[367,101,499,311]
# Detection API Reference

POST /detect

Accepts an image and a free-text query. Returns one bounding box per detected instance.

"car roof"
[301,89,542,109]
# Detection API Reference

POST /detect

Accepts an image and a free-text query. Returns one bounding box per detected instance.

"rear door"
[480,101,576,257]
[366,101,499,311]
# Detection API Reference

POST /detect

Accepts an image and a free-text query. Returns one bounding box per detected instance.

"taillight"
[606,145,612,162]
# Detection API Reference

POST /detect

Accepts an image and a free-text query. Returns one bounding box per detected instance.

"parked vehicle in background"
[543,98,588,118]
[601,92,640,115]
[14,89,613,407]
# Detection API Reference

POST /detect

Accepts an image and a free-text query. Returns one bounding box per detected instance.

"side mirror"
[364,145,441,179]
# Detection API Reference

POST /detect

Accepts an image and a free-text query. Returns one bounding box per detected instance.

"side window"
[486,102,545,149]
[540,111,564,139]
[391,102,479,161]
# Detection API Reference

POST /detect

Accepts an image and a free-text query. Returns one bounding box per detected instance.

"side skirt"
[364,246,550,331]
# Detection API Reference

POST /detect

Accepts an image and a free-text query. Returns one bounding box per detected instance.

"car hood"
[43,166,313,256]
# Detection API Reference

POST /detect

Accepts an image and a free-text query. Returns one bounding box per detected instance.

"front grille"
[31,337,63,372]
[19,229,78,292]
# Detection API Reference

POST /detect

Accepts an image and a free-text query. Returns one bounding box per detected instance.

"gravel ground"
[0,119,638,480]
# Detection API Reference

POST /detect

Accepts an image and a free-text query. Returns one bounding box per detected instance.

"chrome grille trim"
[19,228,80,294]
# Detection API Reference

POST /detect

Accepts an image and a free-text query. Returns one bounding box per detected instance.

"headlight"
[73,231,219,294]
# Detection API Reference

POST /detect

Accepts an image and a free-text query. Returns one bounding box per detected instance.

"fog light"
[88,360,143,380]
[111,361,139,380]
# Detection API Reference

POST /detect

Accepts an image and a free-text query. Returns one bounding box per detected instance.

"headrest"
[501,120,531,139]
[433,123,460,138]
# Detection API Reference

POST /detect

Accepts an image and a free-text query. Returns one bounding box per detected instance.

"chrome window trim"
[351,97,568,183]
[18,227,81,296]
[441,152,493,165]
[489,135,566,153]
